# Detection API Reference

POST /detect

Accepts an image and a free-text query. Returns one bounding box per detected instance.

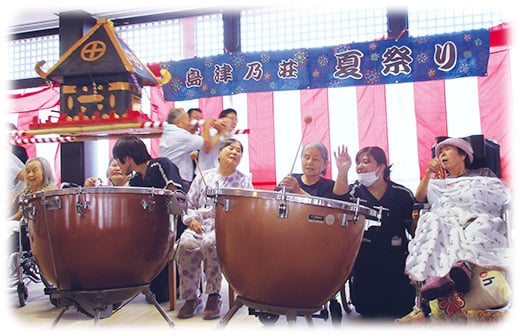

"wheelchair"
[8,218,56,307]
[399,134,512,323]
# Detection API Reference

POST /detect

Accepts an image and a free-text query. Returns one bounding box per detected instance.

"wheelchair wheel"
[329,298,342,325]
[340,284,353,314]
[17,282,28,307]
[257,312,279,325]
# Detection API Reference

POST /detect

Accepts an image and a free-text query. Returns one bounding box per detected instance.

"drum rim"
[20,186,174,200]
[214,188,378,217]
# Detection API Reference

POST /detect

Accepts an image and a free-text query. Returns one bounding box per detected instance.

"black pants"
[149,266,170,303]
[350,244,416,318]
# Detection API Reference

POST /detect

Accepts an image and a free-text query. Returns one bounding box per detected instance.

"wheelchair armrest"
[413,203,431,211]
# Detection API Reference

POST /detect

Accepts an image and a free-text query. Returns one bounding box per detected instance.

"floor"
[5,275,514,335]
[4,276,402,333]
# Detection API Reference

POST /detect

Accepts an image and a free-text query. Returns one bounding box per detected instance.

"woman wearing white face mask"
[346,146,416,319]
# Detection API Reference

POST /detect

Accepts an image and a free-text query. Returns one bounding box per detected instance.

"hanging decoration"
[161,29,490,102]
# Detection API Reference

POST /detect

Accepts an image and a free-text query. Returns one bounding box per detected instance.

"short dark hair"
[219,108,237,119]
[187,108,202,117]
[112,135,151,165]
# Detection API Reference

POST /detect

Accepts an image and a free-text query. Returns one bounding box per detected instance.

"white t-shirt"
[159,123,204,182]
[8,150,25,199]
[197,128,221,172]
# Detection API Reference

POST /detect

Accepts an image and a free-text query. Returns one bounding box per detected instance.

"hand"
[189,219,204,234]
[84,177,102,187]
[278,175,301,193]
[334,145,352,173]
[427,158,446,179]
[213,118,228,132]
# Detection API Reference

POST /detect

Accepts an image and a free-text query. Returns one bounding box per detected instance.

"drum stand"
[218,296,325,327]
[46,285,174,328]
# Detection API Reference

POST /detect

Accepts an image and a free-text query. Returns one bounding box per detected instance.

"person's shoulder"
[319,176,335,186]
[469,167,497,178]
[150,157,179,170]
[320,176,334,183]
[154,157,173,164]
[234,169,250,178]
[389,180,415,198]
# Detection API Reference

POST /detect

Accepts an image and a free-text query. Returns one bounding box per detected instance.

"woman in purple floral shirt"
[176,138,253,320]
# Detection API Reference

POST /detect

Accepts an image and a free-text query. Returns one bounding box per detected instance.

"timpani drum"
[213,188,376,309]
[22,187,183,293]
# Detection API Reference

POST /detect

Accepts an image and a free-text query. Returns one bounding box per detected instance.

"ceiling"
[6,6,204,34]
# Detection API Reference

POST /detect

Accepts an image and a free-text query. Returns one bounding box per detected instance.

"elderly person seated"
[405,137,510,308]
[176,138,253,320]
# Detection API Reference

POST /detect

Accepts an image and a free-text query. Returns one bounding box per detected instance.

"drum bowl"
[215,188,371,309]
[24,187,176,292]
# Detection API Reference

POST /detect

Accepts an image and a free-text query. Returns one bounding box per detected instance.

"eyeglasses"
[225,116,238,122]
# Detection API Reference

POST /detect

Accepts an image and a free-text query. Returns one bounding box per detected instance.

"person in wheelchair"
[341,146,416,319]
[406,137,510,303]
[8,157,57,282]
[9,156,57,221]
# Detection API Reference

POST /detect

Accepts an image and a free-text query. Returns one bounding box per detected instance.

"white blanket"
[406,176,510,282]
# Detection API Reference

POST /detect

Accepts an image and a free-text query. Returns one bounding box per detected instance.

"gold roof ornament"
[35,18,159,86]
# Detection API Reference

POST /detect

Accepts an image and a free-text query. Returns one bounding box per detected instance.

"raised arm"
[416,157,444,202]
[202,118,228,154]
[333,145,352,195]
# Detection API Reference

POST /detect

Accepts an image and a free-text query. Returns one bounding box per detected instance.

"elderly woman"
[276,142,351,199]
[9,157,57,221]
[176,138,253,320]
[8,157,57,281]
[84,158,131,187]
[406,137,510,301]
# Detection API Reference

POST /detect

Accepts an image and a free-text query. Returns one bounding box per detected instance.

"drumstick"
[190,151,208,186]
[289,115,313,175]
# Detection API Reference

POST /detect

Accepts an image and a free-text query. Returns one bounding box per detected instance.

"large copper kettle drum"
[22,187,185,295]
[213,188,377,310]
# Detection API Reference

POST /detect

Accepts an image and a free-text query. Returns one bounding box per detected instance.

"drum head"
[215,188,377,217]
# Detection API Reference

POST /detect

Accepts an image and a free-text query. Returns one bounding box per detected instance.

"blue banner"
[161,29,489,101]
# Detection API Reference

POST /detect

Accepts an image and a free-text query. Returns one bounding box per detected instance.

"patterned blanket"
[406,176,511,281]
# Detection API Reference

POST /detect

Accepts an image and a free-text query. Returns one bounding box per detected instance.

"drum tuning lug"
[75,193,89,215]
[373,205,389,222]
[213,197,230,211]
[140,198,156,211]
[278,202,288,219]
[167,190,187,216]
[222,199,230,212]
[280,185,287,201]
[75,200,90,215]
[353,198,361,222]
[22,203,37,221]
[340,213,352,227]
[44,197,62,211]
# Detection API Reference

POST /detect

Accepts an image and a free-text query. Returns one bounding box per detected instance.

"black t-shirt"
[129,157,185,192]
[348,180,415,250]
[275,173,348,201]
